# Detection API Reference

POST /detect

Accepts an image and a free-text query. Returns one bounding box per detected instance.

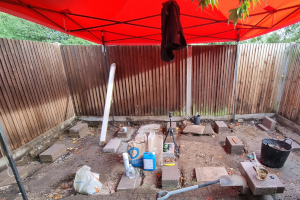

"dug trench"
[0,119,300,200]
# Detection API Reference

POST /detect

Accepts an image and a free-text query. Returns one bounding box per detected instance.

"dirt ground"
[0,118,300,200]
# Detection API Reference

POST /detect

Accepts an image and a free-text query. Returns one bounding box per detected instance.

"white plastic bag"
[73,165,102,195]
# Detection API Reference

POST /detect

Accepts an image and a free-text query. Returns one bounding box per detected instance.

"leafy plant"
[192,0,266,27]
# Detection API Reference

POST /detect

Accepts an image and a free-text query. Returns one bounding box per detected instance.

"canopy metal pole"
[102,31,115,124]
[0,123,28,200]
[233,30,240,124]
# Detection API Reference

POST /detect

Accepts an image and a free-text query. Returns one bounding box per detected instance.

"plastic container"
[260,138,292,168]
[143,152,156,171]
[122,153,130,176]
[148,132,163,166]
[128,164,135,179]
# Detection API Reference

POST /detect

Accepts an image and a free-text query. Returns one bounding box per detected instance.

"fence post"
[233,30,240,123]
[186,45,192,116]
[276,42,294,113]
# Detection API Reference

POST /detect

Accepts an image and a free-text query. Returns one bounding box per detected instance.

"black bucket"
[260,138,292,168]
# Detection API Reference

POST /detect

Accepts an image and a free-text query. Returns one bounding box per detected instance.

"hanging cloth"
[161,0,187,62]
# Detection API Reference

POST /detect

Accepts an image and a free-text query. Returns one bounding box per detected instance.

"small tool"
[164,163,175,166]
[157,179,219,200]
[232,138,238,144]
[253,152,269,181]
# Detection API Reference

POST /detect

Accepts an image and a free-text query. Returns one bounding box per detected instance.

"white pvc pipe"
[122,152,130,176]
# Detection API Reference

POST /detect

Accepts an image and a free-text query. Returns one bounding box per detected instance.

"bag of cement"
[135,132,148,143]
[74,165,102,195]
[127,141,146,168]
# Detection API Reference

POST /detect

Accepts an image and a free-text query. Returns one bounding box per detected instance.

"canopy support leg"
[233,30,240,124]
[0,123,28,200]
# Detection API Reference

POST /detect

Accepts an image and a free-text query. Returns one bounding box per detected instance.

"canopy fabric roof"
[0,0,300,45]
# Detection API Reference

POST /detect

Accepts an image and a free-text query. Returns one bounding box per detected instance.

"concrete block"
[118,127,131,138]
[39,144,66,163]
[225,136,244,155]
[246,190,274,200]
[239,162,285,195]
[0,166,28,187]
[163,143,175,158]
[162,164,180,189]
[214,121,229,134]
[262,117,276,131]
[257,124,269,132]
[103,138,121,153]
[117,170,141,191]
[70,127,89,138]
[279,139,300,152]
[183,125,205,135]
[196,167,228,182]
[69,123,88,134]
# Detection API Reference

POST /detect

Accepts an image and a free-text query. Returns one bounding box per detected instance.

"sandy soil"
[0,119,299,200]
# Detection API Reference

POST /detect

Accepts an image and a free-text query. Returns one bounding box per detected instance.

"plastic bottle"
[148,132,163,166]
[128,164,135,179]
[143,152,156,171]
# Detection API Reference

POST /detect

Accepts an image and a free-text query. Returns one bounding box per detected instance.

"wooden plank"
[100,64,116,143]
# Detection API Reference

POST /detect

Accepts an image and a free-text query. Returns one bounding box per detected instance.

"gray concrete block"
[239,162,285,195]
[39,144,66,163]
[162,164,180,189]
[214,121,228,134]
[117,170,141,191]
[262,117,276,131]
[163,143,175,158]
[103,138,121,153]
[69,123,88,134]
[196,167,228,182]
[225,136,244,155]
[257,124,269,132]
[118,127,131,138]
[70,127,89,138]
[246,190,274,200]
[0,166,28,187]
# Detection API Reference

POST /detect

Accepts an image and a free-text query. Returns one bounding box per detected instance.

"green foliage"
[0,12,95,45]
[192,0,266,26]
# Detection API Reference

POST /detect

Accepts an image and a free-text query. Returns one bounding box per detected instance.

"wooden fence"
[0,39,74,153]
[278,43,300,125]
[61,45,187,116]
[235,43,290,115]
[0,40,299,153]
[191,45,237,115]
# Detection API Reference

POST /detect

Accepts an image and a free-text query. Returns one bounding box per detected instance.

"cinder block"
[69,123,88,134]
[117,170,141,191]
[163,143,175,158]
[103,138,121,153]
[262,117,276,131]
[118,127,131,138]
[39,144,66,163]
[0,166,28,187]
[214,121,228,134]
[239,162,285,195]
[162,164,180,189]
[70,127,89,138]
[225,136,244,155]
[196,167,228,182]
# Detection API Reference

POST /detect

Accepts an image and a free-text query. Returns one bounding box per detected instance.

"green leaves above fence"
[191,0,266,27]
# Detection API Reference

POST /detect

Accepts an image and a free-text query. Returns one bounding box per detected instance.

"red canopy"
[0,0,300,45]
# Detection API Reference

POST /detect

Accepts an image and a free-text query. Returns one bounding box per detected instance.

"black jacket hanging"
[161,0,187,62]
